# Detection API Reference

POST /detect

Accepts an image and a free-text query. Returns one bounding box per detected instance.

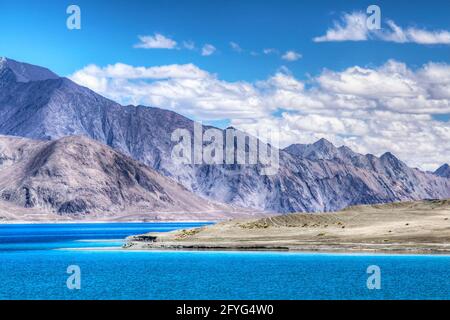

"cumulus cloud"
[281,50,302,61]
[314,12,369,42]
[314,12,450,45]
[70,62,267,119]
[70,60,450,170]
[201,44,216,56]
[134,33,177,49]
[379,20,450,44]
[71,63,209,82]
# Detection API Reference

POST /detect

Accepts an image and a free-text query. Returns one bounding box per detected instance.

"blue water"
[0,223,448,300]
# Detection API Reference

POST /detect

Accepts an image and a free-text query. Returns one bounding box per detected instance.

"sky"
[0,0,449,170]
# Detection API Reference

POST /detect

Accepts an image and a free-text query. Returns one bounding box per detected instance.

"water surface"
[0,223,448,300]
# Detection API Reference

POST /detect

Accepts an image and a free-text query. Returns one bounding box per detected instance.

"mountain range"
[0,134,250,221]
[0,57,449,218]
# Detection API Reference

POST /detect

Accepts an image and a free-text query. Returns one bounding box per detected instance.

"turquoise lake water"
[0,223,448,300]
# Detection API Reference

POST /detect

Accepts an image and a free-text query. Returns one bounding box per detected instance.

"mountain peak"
[380,151,396,159]
[314,138,335,149]
[434,163,450,178]
[0,57,59,83]
[283,138,339,161]
[379,152,409,171]
[308,138,337,157]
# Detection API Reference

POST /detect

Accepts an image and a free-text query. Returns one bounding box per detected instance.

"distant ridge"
[435,163,450,178]
[0,57,59,83]
[0,57,449,214]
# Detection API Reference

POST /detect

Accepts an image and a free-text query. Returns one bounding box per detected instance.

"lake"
[0,223,448,300]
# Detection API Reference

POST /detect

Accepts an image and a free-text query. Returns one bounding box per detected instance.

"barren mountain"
[0,135,248,221]
[0,57,449,213]
[435,164,450,178]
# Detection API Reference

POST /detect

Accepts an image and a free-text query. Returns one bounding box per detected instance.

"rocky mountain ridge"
[0,134,249,221]
[0,57,449,213]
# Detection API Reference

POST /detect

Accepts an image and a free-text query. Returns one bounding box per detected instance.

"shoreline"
[0,220,218,225]
[123,199,450,255]
[123,240,450,255]
[62,244,450,256]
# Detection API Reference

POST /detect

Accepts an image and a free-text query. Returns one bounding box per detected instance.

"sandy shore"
[124,199,450,254]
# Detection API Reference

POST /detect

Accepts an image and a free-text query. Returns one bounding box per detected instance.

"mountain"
[284,139,379,169]
[0,57,59,83]
[435,164,450,178]
[284,140,423,175]
[1,57,449,213]
[284,138,343,161]
[0,135,246,221]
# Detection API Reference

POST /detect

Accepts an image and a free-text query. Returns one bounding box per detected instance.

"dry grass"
[126,199,450,254]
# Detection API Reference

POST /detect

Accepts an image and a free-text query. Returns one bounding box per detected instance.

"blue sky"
[1,0,450,170]
[1,0,449,80]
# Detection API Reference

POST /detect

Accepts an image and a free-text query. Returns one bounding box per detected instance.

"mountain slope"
[284,138,344,161]
[0,135,245,221]
[435,164,450,178]
[0,57,59,83]
[1,57,449,213]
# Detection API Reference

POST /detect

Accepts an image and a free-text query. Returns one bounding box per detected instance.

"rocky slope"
[435,164,450,178]
[1,57,449,213]
[0,135,248,221]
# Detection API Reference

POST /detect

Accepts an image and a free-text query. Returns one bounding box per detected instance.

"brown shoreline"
[124,199,450,255]
[123,241,450,255]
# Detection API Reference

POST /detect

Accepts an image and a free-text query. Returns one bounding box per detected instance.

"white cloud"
[378,20,450,44]
[406,28,450,44]
[230,42,243,52]
[70,60,450,171]
[317,60,421,98]
[182,40,196,50]
[71,63,209,81]
[201,44,216,56]
[70,63,267,119]
[134,33,177,49]
[315,12,450,45]
[377,20,408,43]
[281,50,302,61]
[314,12,368,42]
[133,34,220,57]
[263,48,279,55]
